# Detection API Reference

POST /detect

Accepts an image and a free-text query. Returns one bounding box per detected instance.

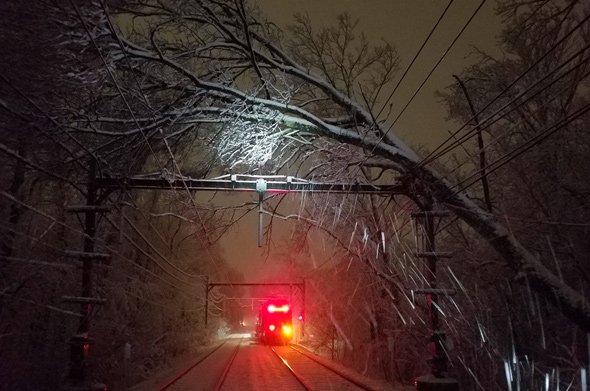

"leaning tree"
[76,0,590,332]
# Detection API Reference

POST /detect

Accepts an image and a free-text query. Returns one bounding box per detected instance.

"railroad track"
[157,338,384,390]
[214,338,243,391]
[271,344,380,391]
[158,337,243,391]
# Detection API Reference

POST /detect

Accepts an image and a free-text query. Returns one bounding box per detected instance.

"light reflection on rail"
[271,344,379,391]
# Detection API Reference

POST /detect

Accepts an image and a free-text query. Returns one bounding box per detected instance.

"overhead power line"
[419,10,590,167]
[449,100,590,198]
[431,43,590,176]
[374,0,455,122]
[385,0,488,132]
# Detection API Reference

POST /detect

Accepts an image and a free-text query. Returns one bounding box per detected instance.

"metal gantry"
[93,173,404,194]
[68,172,457,390]
[95,173,405,247]
[204,280,306,335]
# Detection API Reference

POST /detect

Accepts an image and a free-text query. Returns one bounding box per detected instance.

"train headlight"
[282,325,292,336]
[268,304,290,313]
[269,324,276,331]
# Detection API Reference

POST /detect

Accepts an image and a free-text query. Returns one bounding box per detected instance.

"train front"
[258,299,293,345]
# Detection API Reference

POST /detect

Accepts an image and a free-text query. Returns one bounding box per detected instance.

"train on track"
[256,298,293,345]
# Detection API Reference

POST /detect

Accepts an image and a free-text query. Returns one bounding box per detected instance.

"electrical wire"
[449,100,590,198]
[374,0,455,121]
[382,0,488,137]
[426,42,590,170]
[438,53,590,187]
[419,10,590,168]
[0,190,205,295]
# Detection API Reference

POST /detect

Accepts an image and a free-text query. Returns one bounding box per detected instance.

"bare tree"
[76,0,590,333]
[437,0,590,387]
[7,0,587,388]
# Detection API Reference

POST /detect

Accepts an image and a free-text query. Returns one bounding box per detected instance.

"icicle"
[389,214,401,243]
[346,257,354,272]
[400,286,416,310]
[446,265,466,295]
[536,294,546,349]
[431,300,446,318]
[392,301,407,325]
[449,297,466,322]
[399,253,408,281]
[362,226,368,249]
[525,275,535,317]
[334,201,343,226]
[477,320,487,344]
[508,314,517,365]
[348,222,358,249]
[413,310,427,326]
[545,373,549,391]
[505,360,513,391]
[381,231,386,253]
[546,235,564,282]
[298,190,306,220]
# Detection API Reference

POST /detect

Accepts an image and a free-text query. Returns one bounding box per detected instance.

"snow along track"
[213,337,242,391]
[158,337,243,391]
[271,345,381,391]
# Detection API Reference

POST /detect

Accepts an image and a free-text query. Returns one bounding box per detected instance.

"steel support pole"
[205,276,209,327]
[69,160,97,387]
[415,208,458,391]
[425,210,444,377]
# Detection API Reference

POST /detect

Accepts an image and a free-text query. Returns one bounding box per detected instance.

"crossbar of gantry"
[205,282,305,329]
[93,174,404,194]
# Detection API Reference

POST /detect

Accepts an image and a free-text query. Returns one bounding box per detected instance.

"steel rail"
[157,339,229,390]
[288,345,379,391]
[270,346,313,391]
[214,338,243,391]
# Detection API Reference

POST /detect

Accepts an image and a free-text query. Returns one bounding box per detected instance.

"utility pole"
[413,205,458,391]
[64,160,109,391]
[453,74,492,213]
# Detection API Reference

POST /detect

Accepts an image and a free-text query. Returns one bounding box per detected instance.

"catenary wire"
[450,101,590,197]
[373,0,455,122]
[427,39,590,170]
[418,10,590,168]
[380,0,488,139]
